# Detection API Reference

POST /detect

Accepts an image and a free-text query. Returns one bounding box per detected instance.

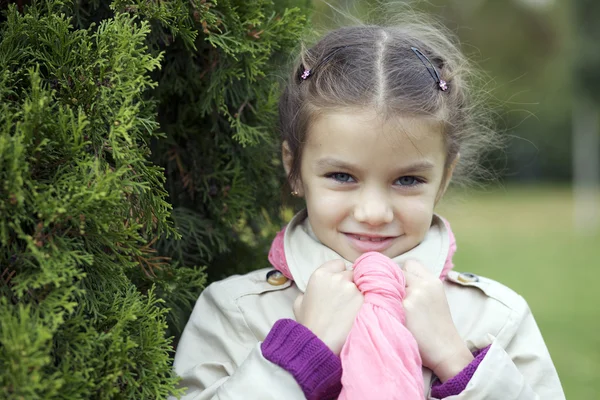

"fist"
[293,259,364,355]
[402,260,474,382]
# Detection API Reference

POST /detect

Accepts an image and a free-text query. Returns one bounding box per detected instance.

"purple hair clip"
[301,69,311,80]
[299,46,348,83]
[439,80,448,91]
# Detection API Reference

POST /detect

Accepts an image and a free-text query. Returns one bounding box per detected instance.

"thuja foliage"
[67,0,310,281]
[1,0,310,397]
[149,0,309,282]
[0,1,204,398]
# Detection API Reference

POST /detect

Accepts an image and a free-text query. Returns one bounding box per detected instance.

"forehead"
[303,109,447,167]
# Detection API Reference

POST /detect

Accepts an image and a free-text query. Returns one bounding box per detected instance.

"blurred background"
[307,0,600,397]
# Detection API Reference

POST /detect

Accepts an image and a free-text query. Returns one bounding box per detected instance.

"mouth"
[343,232,400,252]
[347,234,394,242]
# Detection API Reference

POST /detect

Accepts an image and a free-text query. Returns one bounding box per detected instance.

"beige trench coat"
[171,211,565,399]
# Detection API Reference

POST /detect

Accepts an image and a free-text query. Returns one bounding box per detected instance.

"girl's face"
[284,108,454,262]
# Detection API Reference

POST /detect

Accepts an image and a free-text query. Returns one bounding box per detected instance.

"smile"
[343,233,399,252]
[350,235,390,242]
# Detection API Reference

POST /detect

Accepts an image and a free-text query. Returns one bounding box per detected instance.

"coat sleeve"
[429,295,565,400]
[169,282,306,400]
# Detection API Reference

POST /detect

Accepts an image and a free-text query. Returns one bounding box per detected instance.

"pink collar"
[268,215,457,282]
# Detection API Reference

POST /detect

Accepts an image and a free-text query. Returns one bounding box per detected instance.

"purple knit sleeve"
[430,345,491,399]
[260,318,342,400]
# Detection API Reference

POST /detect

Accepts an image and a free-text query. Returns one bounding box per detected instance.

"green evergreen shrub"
[0,1,202,398]
[0,0,309,397]
[149,0,309,282]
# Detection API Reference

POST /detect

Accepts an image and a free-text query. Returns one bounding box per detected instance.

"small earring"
[291,190,299,196]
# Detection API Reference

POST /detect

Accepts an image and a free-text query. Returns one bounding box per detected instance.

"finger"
[293,294,304,317]
[402,259,428,287]
[318,259,347,273]
[402,259,429,276]
[340,269,355,280]
[334,269,356,285]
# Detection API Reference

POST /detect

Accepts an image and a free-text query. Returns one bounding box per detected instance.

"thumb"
[318,259,347,273]
[402,259,428,286]
[293,293,304,318]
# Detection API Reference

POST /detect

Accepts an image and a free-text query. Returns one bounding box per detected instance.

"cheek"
[399,198,435,229]
[305,187,349,220]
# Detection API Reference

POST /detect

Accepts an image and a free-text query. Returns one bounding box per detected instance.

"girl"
[171,18,565,400]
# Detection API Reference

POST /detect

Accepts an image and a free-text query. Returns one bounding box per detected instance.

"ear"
[435,153,460,204]
[282,141,303,196]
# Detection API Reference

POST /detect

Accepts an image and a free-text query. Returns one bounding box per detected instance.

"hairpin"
[299,46,348,82]
[300,69,311,80]
[410,46,448,91]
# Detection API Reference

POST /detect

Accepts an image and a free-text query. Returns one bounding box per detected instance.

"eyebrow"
[314,158,436,174]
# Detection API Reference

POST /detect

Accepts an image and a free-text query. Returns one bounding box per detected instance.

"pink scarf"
[268,218,457,399]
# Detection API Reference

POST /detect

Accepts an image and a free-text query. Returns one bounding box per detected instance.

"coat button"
[266,270,288,286]
[457,272,479,283]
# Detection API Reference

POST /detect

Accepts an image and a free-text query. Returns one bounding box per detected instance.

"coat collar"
[282,209,451,292]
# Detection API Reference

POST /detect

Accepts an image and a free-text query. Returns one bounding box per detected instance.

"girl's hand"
[402,260,474,382]
[293,259,364,356]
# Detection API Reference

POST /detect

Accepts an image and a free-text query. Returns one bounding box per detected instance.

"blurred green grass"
[438,185,600,399]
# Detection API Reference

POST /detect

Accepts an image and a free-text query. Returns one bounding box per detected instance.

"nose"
[353,187,394,226]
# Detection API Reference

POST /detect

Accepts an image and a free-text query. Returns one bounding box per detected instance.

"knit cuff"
[430,344,491,399]
[260,319,342,400]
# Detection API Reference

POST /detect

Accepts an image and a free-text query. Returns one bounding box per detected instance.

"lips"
[349,234,391,242]
[344,232,399,253]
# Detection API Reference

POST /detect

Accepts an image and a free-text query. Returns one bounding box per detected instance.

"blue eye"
[396,176,419,186]
[329,173,354,183]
